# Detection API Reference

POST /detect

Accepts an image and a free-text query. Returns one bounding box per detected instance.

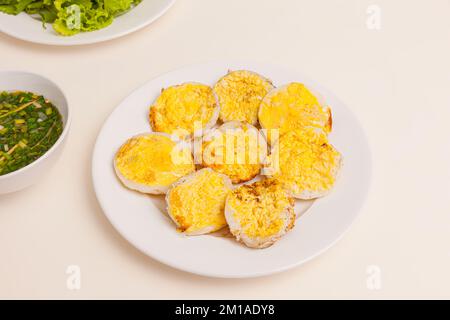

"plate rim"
[0,0,176,46]
[91,60,373,278]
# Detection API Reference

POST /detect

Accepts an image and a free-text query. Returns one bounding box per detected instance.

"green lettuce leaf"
[0,0,142,36]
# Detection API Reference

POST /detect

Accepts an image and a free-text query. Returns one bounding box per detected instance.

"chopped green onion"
[0,91,63,176]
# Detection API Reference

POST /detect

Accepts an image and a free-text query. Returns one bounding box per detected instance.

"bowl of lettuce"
[0,0,176,45]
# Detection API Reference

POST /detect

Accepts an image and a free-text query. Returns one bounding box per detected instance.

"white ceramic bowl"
[0,71,71,194]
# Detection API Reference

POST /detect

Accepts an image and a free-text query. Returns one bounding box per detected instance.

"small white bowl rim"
[0,70,71,180]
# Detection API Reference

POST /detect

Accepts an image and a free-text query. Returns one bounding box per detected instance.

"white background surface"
[0,0,449,299]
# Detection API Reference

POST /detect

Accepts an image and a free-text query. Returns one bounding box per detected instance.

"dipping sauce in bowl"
[0,71,71,194]
[0,91,63,176]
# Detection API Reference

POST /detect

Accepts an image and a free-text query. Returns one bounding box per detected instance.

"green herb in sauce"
[0,91,63,176]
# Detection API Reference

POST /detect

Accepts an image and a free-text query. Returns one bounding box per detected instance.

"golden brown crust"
[326,107,333,132]
[225,178,296,248]
[149,107,159,132]
[286,206,296,231]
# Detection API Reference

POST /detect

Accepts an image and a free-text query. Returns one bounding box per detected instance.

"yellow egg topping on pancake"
[149,82,219,138]
[225,179,295,249]
[114,133,195,194]
[166,168,233,235]
[258,82,332,144]
[213,70,274,125]
[267,127,342,199]
[113,69,346,250]
[200,121,267,184]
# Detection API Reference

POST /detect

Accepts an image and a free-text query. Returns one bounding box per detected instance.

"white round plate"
[92,61,372,278]
[0,0,176,46]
